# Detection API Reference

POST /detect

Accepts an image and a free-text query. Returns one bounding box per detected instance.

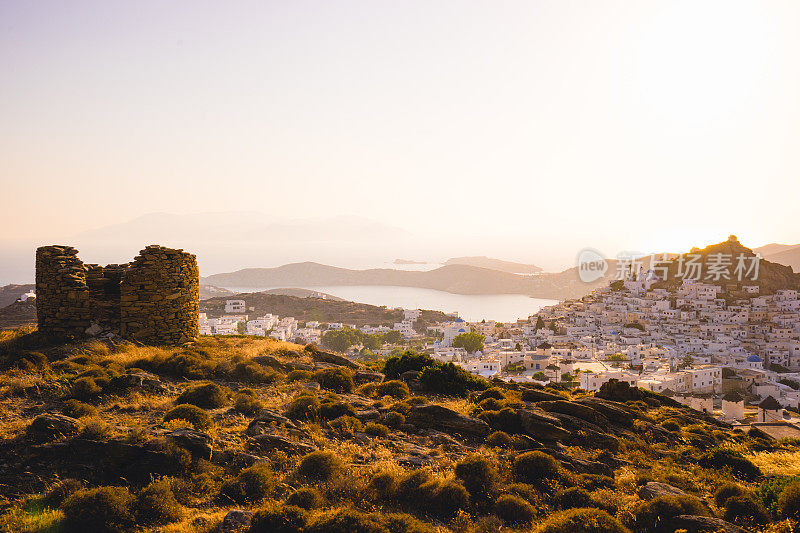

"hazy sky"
[2,0,800,280]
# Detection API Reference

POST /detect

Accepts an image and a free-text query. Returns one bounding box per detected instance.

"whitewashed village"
[199,268,800,437]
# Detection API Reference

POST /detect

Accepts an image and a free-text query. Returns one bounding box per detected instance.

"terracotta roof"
[758,396,783,411]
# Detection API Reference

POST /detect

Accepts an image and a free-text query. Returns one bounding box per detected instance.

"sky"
[2,0,800,282]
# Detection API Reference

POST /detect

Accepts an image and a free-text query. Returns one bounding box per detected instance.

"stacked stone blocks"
[35,245,199,345]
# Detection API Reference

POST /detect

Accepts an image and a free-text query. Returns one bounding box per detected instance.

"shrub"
[61,486,133,532]
[381,411,405,428]
[631,495,708,533]
[234,392,264,415]
[155,351,217,379]
[430,480,470,518]
[319,400,357,420]
[328,415,363,437]
[554,487,592,509]
[454,454,499,501]
[478,398,505,411]
[220,464,274,504]
[313,367,354,393]
[477,387,507,401]
[396,470,435,506]
[382,351,435,379]
[370,471,399,500]
[297,451,344,482]
[228,360,279,383]
[698,448,761,481]
[486,431,513,447]
[495,494,535,525]
[79,417,113,440]
[577,474,615,491]
[163,404,213,431]
[62,399,97,418]
[714,483,747,508]
[134,480,182,525]
[376,380,410,399]
[418,362,488,396]
[285,487,324,510]
[755,475,799,517]
[306,507,383,533]
[380,512,433,533]
[287,369,313,382]
[723,495,769,527]
[285,394,321,420]
[779,481,800,520]
[660,420,680,431]
[71,377,101,399]
[175,382,229,408]
[364,422,389,437]
[513,451,561,486]
[250,504,308,533]
[537,508,629,533]
[43,479,83,508]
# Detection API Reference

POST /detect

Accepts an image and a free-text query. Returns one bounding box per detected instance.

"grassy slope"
[0,331,796,532]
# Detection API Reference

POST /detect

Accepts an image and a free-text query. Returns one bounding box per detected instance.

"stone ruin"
[35,245,199,344]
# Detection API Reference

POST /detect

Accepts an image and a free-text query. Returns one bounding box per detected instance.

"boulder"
[251,355,287,370]
[247,433,316,455]
[537,400,610,427]
[247,409,304,436]
[166,429,214,460]
[575,397,634,427]
[354,409,380,421]
[354,370,385,384]
[518,409,571,441]
[520,388,565,402]
[28,413,81,442]
[638,481,689,500]
[110,371,171,394]
[218,509,253,532]
[213,450,266,468]
[308,348,363,370]
[407,404,490,438]
[673,516,747,533]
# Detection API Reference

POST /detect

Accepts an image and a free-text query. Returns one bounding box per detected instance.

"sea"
[222,284,558,323]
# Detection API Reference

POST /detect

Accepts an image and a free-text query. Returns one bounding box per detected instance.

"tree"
[322,328,360,352]
[452,332,485,354]
[515,342,522,351]
[237,322,246,335]
[382,330,401,344]
[534,316,545,330]
[533,371,546,381]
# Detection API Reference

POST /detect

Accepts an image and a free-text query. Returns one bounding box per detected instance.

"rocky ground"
[0,329,798,532]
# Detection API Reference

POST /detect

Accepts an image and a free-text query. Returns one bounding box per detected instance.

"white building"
[225,299,246,314]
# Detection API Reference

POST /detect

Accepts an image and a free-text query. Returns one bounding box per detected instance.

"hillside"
[760,245,800,273]
[200,292,450,326]
[204,262,600,300]
[653,236,800,294]
[0,332,797,532]
[0,284,34,308]
[444,256,542,274]
[0,300,36,330]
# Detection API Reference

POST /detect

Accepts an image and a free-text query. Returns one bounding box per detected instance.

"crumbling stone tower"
[35,245,199,345]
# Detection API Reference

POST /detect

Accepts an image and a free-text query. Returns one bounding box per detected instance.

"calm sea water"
[224,284,558,323]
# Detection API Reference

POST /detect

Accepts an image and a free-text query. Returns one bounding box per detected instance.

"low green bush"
[285,487,325,510]
[380,411,405,428]
[779,481,800,520]
[297,451,345,482]
[418,362,488,396]
[249,504,308,533]
[234,392,264,415]
[287,369,313,382]
[723,495,769,528]
[219,464,274,504]
[630,495,708,533]
[175,382,230,408]
[486,430,513,447]
[454,454,499,502]
[319,400,357,420]
[133,480,182,525]
[554,487,592,509]
[370,471,399,500]
[71,377,102,399]
[313,367,354,393]
[698,448,761,482]
[537,507,629,533]
[364,422,389,437]
[494,494,535,525]
[376,380,410,399]
[328,415,363,437]
[62,399,98,418]
[61,486,134,532]
[305,507,382,533]
[285,394,321,420]
[163,404,213,431]
[714,483,747,508]
[513,451,561,486]
[382,351,435,379]
[43,479,83,508]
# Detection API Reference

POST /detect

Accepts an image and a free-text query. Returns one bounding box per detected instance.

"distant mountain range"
[754,243,800,272]
[203,262,607,300]
[444,256,542,274]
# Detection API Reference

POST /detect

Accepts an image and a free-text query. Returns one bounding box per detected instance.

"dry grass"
[747,450,800,477]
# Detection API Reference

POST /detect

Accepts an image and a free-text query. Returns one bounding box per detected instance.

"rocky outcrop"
[638,482,689,500]
[407,404,490,438]
[28,414,81,442]
[166,429,213,460]
[673,515,748,533]
[247,434,316,455]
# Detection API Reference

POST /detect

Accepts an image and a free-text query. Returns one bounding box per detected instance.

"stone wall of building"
[35,245,198,345]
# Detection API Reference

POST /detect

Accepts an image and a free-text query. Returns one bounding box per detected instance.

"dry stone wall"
[35,245,199,345]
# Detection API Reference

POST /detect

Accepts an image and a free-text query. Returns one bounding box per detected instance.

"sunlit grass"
[747,450,800,477]
[0,497,64,533]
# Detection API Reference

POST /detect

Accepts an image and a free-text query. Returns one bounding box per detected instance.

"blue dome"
[747,355,762,363]
[454,318,465,322]
[458,328,466,333]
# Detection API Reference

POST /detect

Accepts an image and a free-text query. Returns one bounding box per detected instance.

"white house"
[225,299,246,314]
